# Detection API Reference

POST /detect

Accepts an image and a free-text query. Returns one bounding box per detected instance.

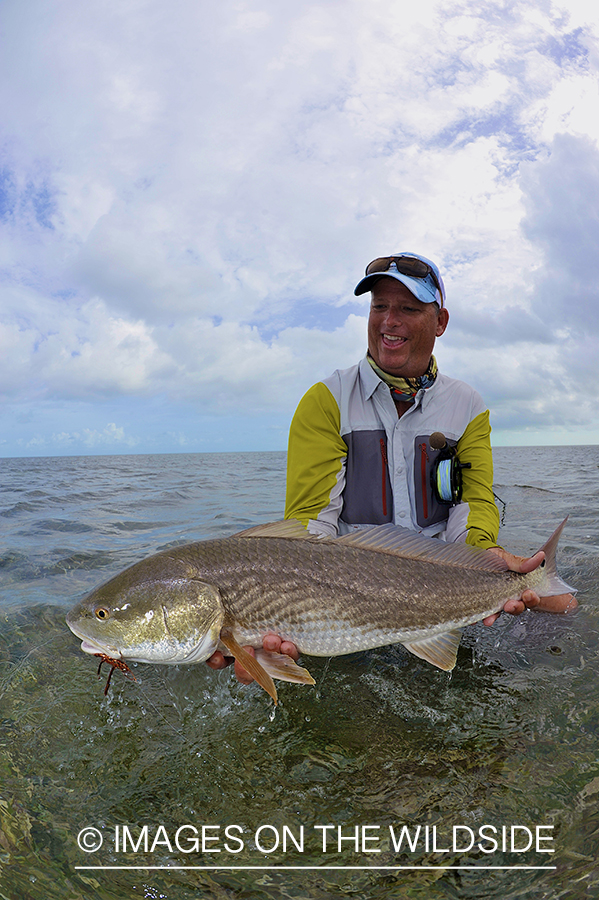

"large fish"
[66,519,575,703]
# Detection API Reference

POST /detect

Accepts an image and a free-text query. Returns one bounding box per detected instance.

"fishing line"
[315,656,332,697]
[5,630,88,751]
[0,629,71,701]
[429,433,470,506]
[128,670,260,783]
[435,459,454,502]
[494,492,507,526]
[123,669,190,740]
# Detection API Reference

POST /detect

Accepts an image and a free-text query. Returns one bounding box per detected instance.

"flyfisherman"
[208,252,576,680]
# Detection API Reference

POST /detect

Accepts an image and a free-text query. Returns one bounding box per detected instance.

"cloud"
[523,132,599,334]
[436,131,599,433]
[51,422,137,449]
[0,294,173,401]
[0,282,367,413]
[1,0,599,453]
[520,132,599,416]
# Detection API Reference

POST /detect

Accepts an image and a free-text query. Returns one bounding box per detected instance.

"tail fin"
[539,517,577,596]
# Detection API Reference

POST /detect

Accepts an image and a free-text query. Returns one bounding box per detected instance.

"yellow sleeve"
[284,383,348,528]
[457,409,500,549]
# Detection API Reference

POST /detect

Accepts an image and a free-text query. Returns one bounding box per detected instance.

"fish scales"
[173,536,522,651]
[66,518,575,696]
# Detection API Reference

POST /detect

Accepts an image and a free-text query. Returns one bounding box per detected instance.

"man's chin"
[375,354,413,377]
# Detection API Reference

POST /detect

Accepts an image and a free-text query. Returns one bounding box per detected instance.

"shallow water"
[0,447,598,899]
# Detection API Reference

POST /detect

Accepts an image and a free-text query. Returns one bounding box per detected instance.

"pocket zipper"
[379,438,388,517]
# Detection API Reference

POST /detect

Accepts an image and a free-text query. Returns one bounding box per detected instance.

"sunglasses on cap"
[365,255,443,292]
[354,252,446,304]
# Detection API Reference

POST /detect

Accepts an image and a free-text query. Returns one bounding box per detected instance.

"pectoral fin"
[402,629,463,671]
[254,649,316,686]
[220,629,278,704]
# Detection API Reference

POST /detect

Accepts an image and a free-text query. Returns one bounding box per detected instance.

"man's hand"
[482,547,577,626]
[205,633,300,684]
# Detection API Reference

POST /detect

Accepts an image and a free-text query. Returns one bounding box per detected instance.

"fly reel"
[429,432,471,505]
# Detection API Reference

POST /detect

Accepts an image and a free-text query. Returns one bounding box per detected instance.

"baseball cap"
[354,252,446,307]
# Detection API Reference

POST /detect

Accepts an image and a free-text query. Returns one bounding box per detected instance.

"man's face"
[367,279,449,378]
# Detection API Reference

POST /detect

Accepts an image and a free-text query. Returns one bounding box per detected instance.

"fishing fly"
[94,653,137,695]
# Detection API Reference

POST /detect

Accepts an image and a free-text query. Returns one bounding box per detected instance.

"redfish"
[67,519,574,703]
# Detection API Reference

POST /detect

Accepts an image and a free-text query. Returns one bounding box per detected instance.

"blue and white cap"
[354,252,446,307]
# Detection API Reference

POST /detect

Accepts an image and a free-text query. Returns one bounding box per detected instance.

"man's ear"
[436,307,449,337]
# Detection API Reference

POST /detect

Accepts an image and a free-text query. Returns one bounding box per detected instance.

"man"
[285,253,494,546]
[208,252,575,680]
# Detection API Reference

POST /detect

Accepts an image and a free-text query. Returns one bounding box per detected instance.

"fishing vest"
[342,429,459,529]
[285,355,497,546]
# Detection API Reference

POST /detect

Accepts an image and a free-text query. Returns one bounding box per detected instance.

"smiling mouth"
[382,334,407,345]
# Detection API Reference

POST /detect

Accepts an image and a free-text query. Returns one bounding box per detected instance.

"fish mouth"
[66,618,122,658]
[80,639,123,658]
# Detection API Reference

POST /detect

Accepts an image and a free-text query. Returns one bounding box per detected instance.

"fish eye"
[95,607,110,620]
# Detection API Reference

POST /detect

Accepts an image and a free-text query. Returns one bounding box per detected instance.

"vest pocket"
[340,430,393,524]
[413,434,456,528]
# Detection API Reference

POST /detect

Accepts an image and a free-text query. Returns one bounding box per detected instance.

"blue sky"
[1,0,599,457]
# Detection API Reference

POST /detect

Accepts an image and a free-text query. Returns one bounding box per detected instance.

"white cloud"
[435,131,599,434]
[522,132,599,385]
[1,0,599,454]
[0,294,173,399]
[52,422,137,449]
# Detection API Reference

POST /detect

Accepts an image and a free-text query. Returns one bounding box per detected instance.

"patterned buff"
[367,353,438,401]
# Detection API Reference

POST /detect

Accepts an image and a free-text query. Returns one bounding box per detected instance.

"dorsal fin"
[334,524,510,572]
[236,519,510,572]
[235,519,314,540]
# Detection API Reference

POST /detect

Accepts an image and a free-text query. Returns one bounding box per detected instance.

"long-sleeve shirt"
[285,355,499,549]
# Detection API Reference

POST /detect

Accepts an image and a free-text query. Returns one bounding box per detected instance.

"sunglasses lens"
[365,256,430,278]
[395,257,429,278]
[365,257,394,275]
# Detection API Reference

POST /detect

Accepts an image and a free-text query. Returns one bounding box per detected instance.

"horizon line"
[1,442,597,462]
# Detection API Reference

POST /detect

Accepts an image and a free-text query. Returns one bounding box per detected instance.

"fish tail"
[537,517,577,596]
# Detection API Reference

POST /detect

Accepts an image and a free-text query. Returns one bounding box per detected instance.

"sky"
[1,0,599,457]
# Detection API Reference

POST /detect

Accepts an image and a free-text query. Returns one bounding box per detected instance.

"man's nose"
[383,305,403,326]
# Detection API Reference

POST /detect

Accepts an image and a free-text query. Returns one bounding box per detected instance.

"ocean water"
[0,447,598,900]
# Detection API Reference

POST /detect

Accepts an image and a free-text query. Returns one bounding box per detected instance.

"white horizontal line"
[75,865,557,871]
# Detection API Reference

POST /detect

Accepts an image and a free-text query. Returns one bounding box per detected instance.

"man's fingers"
[206,634,300,680]
[279,640,300,661]
[488,546,545,575]
[484,587,575,627]
[261,633,300,661]
[234,646,256,684]
[535,592,578,613]
[230,635,301,684]
[518,589,540,609]
[205,651,232,670]
[518,551,545,575]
